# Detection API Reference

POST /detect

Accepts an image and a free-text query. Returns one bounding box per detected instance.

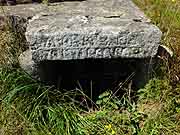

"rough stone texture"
[18,49,35,75]
[24,0,162,62]
[0,4,47,18]
[1,0,162,89]
[1,0,162,62]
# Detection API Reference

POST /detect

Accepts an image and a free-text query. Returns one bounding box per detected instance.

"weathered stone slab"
[24,0,162,62]
[1,0,162,89]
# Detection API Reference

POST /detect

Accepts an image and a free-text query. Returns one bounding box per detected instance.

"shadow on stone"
[38,58,154,100]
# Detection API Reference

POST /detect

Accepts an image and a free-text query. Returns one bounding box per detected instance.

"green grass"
[0,68,179,134]
[133,0,180,84]
[0,0,180,134]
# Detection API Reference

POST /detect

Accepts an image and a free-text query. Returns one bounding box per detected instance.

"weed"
[0,7,27,67]
[133,0,180,85]
[0,0,180,135]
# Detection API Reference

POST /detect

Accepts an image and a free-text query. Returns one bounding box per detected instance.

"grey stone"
[2,0,162,89]
[25,0,162,62]
[18,49,34,75]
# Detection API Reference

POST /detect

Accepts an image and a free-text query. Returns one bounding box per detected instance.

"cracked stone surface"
[25,0,161,62]
[2,0,162,85]
[1,0,162,62]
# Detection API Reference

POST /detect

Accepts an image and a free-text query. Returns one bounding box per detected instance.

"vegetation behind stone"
[0,0,180,134]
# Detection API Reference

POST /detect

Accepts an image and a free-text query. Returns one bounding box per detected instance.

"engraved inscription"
[83,34,98,46]
[107,36,118,46]
[87,48,96,58]
[31,31,149,61]
[79,48,87,58]
[71,34,84,47]
[103,48,111,58]
[71,49,80,59]
[32,31,147,52]
[54,36,63,47]
[62,48,80,59]
[96,35,108,46]
[118,31,129,45]
[63,49,73,59]
[95,48,103,58]
[114,48,123,56]
[62,34,71,47]
[33,47,132,61]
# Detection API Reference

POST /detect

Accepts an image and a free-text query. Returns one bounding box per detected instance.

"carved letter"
[95,48,103,58]
[114,48,122,56]
[87,48,95,58]
[103,48,111,58]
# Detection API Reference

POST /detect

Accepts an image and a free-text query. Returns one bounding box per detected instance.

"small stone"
[18,49,35,75]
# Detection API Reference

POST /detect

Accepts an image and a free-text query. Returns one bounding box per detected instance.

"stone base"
[9,0,161,99]
[19,49,155,92]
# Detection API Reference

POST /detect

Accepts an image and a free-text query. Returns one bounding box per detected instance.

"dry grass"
[133,0,180,85]
[0,12,27,67]
[0,1,180,135]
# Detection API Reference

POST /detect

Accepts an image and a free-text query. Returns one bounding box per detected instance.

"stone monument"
[1,0,162,92]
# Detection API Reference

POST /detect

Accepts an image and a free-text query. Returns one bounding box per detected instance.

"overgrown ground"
[0,0,180,134]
